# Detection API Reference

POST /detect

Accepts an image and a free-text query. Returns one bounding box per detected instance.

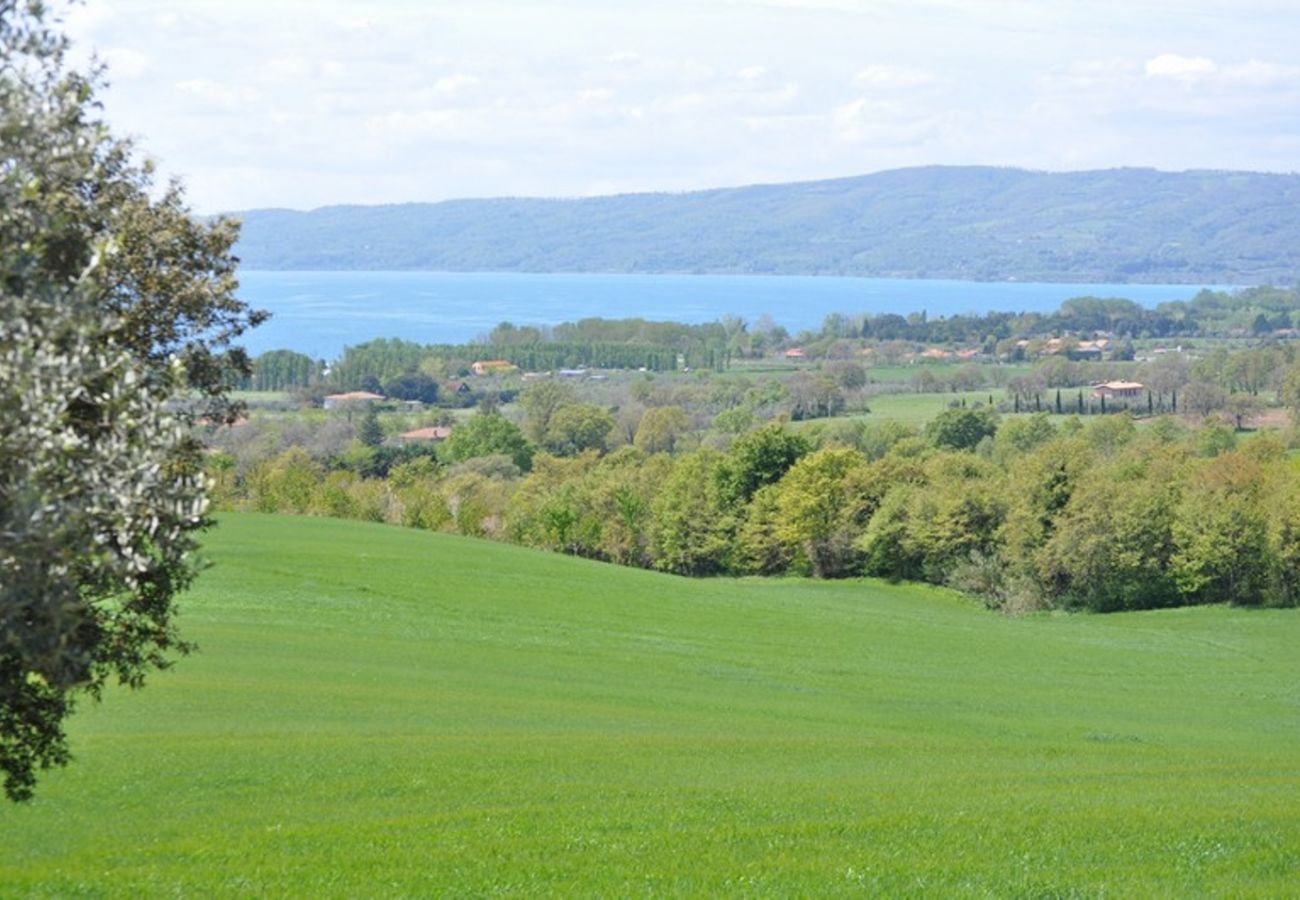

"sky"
[63,0,1300,214]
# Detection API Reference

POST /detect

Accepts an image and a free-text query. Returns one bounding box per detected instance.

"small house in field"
[398,426,453,443]
[1092,381,1144,400]
[784,347,806,360]
[471,360,516,376]
[1071,339,1110,360]
[323,390,384,410]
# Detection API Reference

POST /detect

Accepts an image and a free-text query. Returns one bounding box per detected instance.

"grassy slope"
[3,513,1298,895]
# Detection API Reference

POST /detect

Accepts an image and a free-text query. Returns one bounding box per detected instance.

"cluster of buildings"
[782,335,1121,365]
[320,391,454,445]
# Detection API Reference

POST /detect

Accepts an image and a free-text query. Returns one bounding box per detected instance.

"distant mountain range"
[230,166,1300,284]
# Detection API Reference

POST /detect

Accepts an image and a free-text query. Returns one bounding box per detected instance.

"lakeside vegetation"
[232,166,1300,283]
[211,290,1300,614]
[5,513,1299,894]
[247,287,1300,393]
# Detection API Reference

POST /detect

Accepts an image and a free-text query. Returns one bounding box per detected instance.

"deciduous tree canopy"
[0,2,263,801]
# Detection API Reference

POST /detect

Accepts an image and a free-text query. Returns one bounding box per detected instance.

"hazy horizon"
[222,162,1298,215]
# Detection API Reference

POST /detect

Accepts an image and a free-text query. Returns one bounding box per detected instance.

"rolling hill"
[4,513,1298,893]
[231,166,1300,283]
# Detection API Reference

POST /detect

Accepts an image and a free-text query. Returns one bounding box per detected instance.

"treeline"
[209,408,1300,613]
[241,349,324,391]
[326,338,690,390]
[244,289,1300,397]
[808,288,1300,348]
[488,342,682,372]
[489,317,732,352]
[244,320,745,395]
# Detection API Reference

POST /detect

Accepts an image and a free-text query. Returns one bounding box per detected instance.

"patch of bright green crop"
[860,390,1000,425]
[4,513,1298,895]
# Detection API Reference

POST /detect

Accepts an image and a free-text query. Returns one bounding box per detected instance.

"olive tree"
[1,2,264,800]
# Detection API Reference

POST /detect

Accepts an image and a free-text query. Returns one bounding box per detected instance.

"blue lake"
[235,270,1224,360]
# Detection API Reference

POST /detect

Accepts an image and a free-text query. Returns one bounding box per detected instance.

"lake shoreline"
[234,269,1232,359]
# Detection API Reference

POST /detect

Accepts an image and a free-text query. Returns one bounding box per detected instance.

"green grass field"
[862,390,1003,426]
[4,513,1299,895]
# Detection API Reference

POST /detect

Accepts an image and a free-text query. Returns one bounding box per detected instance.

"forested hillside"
[231,166,1300,283]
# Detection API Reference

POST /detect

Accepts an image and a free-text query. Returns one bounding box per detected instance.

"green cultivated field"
[861,390,1002,426]
[4,514,1299,895]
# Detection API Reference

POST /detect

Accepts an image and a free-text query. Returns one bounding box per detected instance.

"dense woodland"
[232,167,1300,283]
[209,407,1300,613]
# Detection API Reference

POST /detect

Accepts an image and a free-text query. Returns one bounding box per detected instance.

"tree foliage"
[924,406,999,451]
[634,406,691,454]
[648,451,735,576]
[768,448,869,578]
[520,380,575,444]
[442,412,534,472]
[248,349,319,391]
[718,423,811,505]
[210,395,1300,616]
[543,403,615,456]
[0,2,263,801]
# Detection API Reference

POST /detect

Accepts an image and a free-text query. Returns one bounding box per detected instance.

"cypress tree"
[358,404,384,447]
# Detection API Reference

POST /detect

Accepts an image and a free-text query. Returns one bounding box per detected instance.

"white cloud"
[63,2,116,39]
[433,74,480,95]
[853,64,939,89]
[262,56,315,82]
[101,47,150,79]
[174,79,261,110]
[1221,59,1300,88]
[56,0,1300,210]
[1145,53,1217,80]
[1044,58,1136,89]
[338,17,376,31]
[761,83,800,107]
[750,0,874,9]
[832,96,944,146]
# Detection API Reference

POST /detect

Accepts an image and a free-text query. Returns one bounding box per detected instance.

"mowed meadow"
[4,514,1299,895]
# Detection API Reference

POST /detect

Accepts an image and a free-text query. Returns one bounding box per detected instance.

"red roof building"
[399,426,453,442]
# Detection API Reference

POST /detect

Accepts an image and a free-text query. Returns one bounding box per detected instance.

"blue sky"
[65,0,1300,213]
